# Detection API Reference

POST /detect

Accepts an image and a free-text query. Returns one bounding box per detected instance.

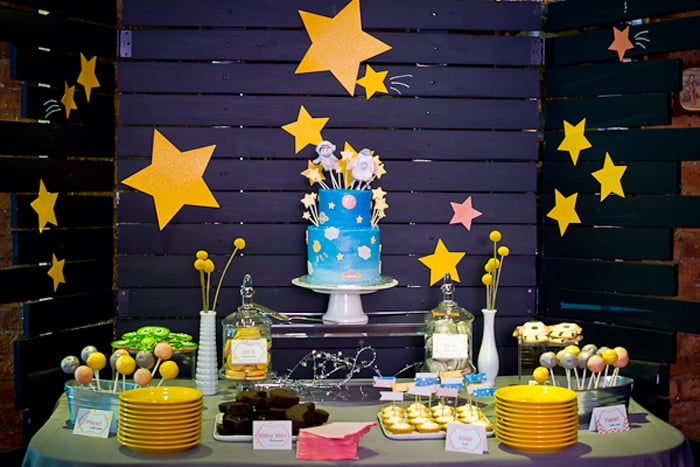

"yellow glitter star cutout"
[418,239,466,286]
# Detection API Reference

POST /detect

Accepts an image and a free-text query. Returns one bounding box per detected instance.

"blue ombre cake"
[305,189,381,285]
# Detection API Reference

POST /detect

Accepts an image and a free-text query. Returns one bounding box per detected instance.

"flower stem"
[199,270,207,312]
[212,247,239,313]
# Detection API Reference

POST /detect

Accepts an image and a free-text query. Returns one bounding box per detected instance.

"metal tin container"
[65,380,138,432]
[570,376,633,426]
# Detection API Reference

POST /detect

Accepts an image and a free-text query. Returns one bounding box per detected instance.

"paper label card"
[253,421,293,450]
[73,409,112,438]
[589,404,630,434]
[445,422,487,454]
[229,338,267,365]
[432,334,468,360]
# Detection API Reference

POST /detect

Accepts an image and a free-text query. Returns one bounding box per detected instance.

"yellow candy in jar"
[532,366,549,384]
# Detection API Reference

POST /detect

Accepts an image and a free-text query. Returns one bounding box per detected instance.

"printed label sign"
[432,334,468,360]
[230,338,267,364]
[589,404,630,434]
[73,409,112,438]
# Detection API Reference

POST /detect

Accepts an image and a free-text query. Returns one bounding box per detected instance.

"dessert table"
[22,377,694,467]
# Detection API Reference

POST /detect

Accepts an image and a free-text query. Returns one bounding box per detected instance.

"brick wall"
[0,42,25,450]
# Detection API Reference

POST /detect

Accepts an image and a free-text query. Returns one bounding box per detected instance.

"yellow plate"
[119,400,203,411]
[119,423,201,437]
[497,438,577,454]
[495,398,576,410]
[118,429,201,443]
[119,421,201,433]
[495,406,578,420]
[119,386,203,405]
[119,407,203,420]
[496,424,578,440]
[497,432,577,449]
[495,385,577,405]
[496,419,578,433]
[119,436,200,454]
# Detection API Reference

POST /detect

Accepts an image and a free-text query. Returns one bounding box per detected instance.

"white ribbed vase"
[195,311,218,395]
[477,308,499,387]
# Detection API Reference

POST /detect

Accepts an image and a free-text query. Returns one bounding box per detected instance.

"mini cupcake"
[387,421,414,435]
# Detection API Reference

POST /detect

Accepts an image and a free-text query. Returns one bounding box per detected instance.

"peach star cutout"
[608,26,634,62]
[30,179,58,233]
[557,118,591,166]
[301,160,326,186]
[282,106,329,154]
[338,142,359,187]
[47,253,66,292]
[546,189,581,237]
[418,239,466,286]
[592,152,627,201]
[357,64,388,100]
[77,53,100,102]
[61,81,78,119]
[121,129,220,230]
[449,196,482,231]
[295,0,392,95]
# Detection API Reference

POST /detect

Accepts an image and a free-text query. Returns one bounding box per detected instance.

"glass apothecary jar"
[424,274,476,375]
[221,274,272,381]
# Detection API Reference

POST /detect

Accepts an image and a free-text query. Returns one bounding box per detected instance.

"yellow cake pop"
[157,360,179,386]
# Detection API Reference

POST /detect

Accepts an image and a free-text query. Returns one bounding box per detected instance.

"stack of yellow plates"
[118,386,203,454]
[495,385,578,453]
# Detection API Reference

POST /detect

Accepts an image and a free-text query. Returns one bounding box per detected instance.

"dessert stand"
[292,275,398,324]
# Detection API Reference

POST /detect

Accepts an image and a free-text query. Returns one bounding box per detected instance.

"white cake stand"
[292,276,398,325]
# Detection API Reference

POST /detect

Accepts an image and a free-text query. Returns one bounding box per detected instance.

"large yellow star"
[47,253,66,292]
[282,106,329,154]
[61,81,78,119]
[121,129,220,230]
[77,53,100,102]
[546,189,581,237]
[608,26,634,62]
[592,152,627,201]
[418,239,466,286]
[557,118,591,166]
[295,0,392,96]
[30,179,58,233]
[357,64,388,100]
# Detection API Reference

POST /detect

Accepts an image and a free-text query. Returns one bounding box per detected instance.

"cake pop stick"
[86,351,107,391]
[558,351,578,390]
[577,351,592,390]
[563,345,581,389]
[539,351,558,386]
[115,354,136,392]
[110,350,129,393]
[151,342,173,376]
[601,348,618,387]
[157,361,179,386]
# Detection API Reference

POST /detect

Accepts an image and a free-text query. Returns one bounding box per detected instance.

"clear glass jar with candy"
[221,274,272,381]
[423,273,476,375]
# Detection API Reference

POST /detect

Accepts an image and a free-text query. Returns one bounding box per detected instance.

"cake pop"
[581,343,598,355]
[595,346,611,357]
[558,351,578,390]
[151,342,173,376]
[157,361,179,386]
[80,345,98,362]
[610,346,629,382]
[564,345,580,356]
[61,355,80,374]
[532,366,549,384]
[586,354,605,389]
[74,365,93,386]
[133,368,152,387]
[109,349,129,371]
[115,354,136,392]
[135,349,155,370]
[601,348,618,386]
[539,351,558,386]
[86,351,107,390]
[577,351,592,390]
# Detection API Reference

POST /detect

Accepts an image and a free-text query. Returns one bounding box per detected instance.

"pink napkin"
[296,422,377,461]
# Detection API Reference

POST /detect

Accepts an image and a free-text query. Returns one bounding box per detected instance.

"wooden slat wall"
[116,0,543,377]
[0,2,117,440]
[541,0,700,419]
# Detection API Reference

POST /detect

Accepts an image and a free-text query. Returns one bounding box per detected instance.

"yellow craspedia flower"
[487,257,499,270]
[498,246,510,257]
[196,250,208,260]
[203,258,215,273]
[234,237,246,250]
[484,262,495,273]
[481,273,493,286]
[194,258,206,271]
[489,230,502,242]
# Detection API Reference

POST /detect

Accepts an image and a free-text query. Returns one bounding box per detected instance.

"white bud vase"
[195,311,218,395]
[477,308,499,387]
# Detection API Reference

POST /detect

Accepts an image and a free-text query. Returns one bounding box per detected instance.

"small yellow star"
[357,65,388,100]
[370,236,376,244]
[608,26,634,62]
[336,253,344,261]
[301,160,326,186]
[61,81,78,119]
[282,106,329,153]
[373,156,386,179]
[47,253,66,292]
[30,179,58,233]
[356,216,363,224]
[546,189,581,237]
[592,152,627,201]
[328,202,335,209]
[300,192,318,209]
[77,53,100,102]
[338,142,359,187]
[295,0,392,95]
[373,197,388,211]
[557,118,591,166]
[371,187,387,200]
[121,129,220,230]
[418,239,466,286]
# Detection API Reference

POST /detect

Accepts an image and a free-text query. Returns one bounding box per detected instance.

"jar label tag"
[433,334,468,359]
[230,338,267,364]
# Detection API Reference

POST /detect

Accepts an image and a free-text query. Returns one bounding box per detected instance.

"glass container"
[423,274,476,375]
[221,274,272,381]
